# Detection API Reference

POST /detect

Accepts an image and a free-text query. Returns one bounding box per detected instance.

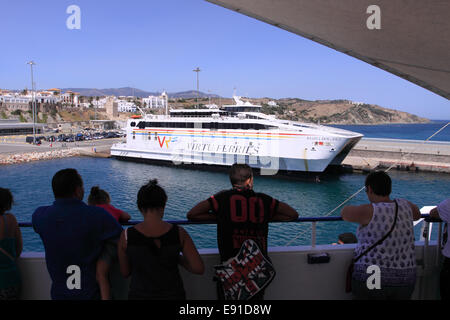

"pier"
[342,138,450,173]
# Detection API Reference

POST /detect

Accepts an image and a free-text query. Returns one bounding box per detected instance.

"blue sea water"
[331,120,450,141]
[1,154,449,252]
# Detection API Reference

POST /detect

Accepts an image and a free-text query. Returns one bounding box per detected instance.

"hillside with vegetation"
[1,95,428,125]
[168,97,429,124]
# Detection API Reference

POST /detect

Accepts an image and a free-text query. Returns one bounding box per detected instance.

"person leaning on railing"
[341,171,421,300]
[429,199,450,300]
[117,179,204,300]
[32,168,123,300]
[0,188,22,300]
[187,163,298,300]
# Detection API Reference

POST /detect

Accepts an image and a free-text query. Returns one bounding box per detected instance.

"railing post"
[437,222,442,266]
[311,222,316,248]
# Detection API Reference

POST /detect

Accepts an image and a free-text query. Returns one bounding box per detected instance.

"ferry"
[110,96,363,173]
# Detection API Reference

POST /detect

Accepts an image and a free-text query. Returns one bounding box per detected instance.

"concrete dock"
[343,138,450,173]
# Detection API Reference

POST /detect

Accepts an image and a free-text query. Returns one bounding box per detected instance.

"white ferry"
[110,96,363,173]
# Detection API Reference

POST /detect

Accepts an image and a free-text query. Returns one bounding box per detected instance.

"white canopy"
[207,0,450,99]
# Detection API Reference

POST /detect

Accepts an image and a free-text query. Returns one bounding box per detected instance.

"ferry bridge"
[15,207,444,300]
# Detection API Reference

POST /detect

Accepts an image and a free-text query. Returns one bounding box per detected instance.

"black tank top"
[126,224,185,300]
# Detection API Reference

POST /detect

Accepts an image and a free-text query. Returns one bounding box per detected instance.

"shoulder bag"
[214,239,276,300]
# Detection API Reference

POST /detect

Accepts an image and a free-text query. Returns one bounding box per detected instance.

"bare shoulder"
[341,203,373,225]
[5,213,18,225]
[177,225,189,240]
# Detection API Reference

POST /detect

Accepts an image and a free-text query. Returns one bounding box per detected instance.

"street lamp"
[27,61,36,144]
[193,67,201,108]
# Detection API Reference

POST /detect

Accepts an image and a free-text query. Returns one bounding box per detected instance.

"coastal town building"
[142,93,167,109]
[104,97,118,117]
[0,94,30,111]
[60,91,79,107]
[117,100,137,113]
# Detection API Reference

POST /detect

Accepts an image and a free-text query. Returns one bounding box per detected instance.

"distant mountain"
[61,87,221,99]
[169,90,221,99]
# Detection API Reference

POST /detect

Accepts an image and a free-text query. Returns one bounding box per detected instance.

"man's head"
[229,163,253,189]
[338,232,357,244]
[52,168,84,200]
[365,171,391,199]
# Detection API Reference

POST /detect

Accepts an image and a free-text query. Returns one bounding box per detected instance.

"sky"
[0,0,448,119]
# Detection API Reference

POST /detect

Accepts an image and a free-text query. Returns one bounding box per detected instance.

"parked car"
[106,132,120,138]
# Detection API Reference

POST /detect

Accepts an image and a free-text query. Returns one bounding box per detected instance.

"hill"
[61,87,220,99]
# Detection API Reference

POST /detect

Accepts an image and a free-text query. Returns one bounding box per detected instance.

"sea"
[1,120,449,252]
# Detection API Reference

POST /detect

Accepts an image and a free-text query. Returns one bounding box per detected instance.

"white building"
[117,100,137,113]
[142,93,167,109]
[60,91,79,107]
[35,91,59,104]
[268,101,278,107]
[0,94,31,111]
[92,97,108,109]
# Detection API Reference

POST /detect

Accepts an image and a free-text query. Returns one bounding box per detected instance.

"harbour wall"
[342,138,450,173]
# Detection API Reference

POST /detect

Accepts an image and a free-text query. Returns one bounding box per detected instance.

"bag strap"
[354,199,398,263]
[0,247,14,262]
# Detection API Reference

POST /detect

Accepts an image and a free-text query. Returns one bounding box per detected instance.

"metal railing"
[18,214,441,248]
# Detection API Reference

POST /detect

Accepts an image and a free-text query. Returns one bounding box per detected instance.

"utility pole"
[27,61,36,144]
[193,67,200,108]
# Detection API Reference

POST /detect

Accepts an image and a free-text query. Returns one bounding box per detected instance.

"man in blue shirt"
[32,168,122,300]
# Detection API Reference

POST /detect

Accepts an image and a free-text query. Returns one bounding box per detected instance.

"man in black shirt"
[187,163,298,299]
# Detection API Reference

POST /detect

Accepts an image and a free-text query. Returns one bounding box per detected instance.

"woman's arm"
[117,229,130,277]
[178,226,204,275]
[406,200,422,221]
[118,210,131,222]
[10,214,22,258]
[341,204,373,225]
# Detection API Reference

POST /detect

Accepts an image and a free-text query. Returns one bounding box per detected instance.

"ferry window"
[137,122,145,129]
[202,123,211,129]
[148,132,151,140]
[130,122,136,127]
[154,132,158,140]
[132,132,135,140]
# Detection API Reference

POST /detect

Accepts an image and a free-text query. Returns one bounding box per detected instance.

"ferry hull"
[111,134,362,173]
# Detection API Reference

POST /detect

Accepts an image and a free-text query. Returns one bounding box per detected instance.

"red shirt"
[96,204,127,222]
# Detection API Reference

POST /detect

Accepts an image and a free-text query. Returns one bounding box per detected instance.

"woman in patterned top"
[341,171,421,300]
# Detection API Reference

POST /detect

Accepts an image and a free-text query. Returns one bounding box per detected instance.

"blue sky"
[0,0,448,119]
